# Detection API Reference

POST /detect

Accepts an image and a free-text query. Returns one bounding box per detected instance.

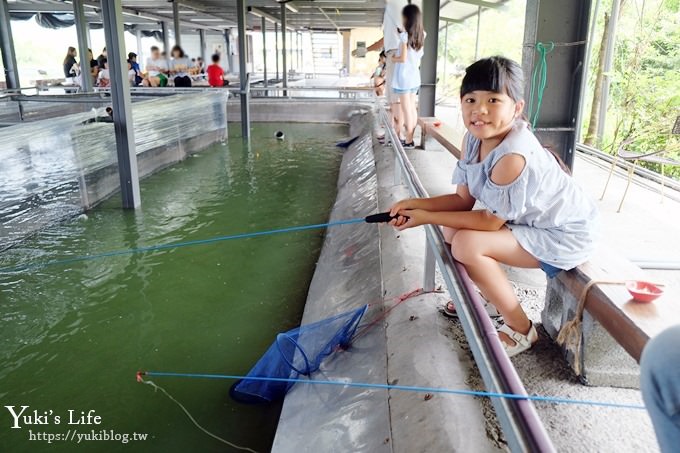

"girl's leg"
[392,99,404,140]
[410,92,418,142]
[403,93,417,143]
[400,93,413,143]
[450,227,540,345]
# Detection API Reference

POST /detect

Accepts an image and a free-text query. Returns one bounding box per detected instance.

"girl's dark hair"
[402,4,424,51]
[462,56,572,175]
[460,56,524,101]
[171,45,185,58]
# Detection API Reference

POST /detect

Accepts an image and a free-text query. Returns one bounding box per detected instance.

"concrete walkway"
[385,111,678,450]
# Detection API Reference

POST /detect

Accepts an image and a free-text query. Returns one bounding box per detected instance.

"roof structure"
[7,0,509,33]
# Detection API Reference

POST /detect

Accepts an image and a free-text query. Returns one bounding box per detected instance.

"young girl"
[389,56,598,357]
[391,4,425,148]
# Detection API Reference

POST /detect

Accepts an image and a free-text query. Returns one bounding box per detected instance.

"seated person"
[97,58,110,88]
[142,46,169,88]
[371,51,387,96]
[128,52,143,85]
[207,53,229,87]
[169,45,194,87]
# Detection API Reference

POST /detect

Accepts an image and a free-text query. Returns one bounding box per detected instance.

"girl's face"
[461,89,524,141]
[172,51,180,58]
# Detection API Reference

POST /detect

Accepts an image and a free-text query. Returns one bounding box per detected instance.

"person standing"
[361,0,410,141]
[391,4,425,148]
[63,47,78,79]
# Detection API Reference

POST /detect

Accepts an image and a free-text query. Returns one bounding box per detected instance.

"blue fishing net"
[230,305,368,404]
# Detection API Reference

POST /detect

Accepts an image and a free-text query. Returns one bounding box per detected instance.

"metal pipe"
[172,0,181,47]
[418,0,440,117]
[281,4,288,93]
[161,21,171,54]
[262,17,268,88]
[275,23,280,80]
[135,29,144,67]
[474,6,482,60]
[73,0,92,92]
[595,0,620,146]
[575,0,601,143]
[101,0,141,208]
[0,0,20,90]
[199,29,206,67]
[379,104,555,452]
[236,0,250,138]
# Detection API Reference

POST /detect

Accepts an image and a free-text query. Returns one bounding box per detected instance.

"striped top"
[451,120,599,270]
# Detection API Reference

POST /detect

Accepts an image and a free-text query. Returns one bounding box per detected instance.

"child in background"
[97,58,110,88]
[391,4,425,148]
[389,56,599,357]
[371,51,387,97]
[207,54,228,87]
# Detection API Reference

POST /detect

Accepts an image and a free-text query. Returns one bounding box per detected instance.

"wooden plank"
[556,247,680,361]
[418,116,464,159]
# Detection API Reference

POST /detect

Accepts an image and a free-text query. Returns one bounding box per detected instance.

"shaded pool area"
[0,122,346,452]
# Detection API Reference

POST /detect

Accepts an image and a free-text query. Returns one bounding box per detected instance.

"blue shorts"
[539,261,563,279]
[392,87,419,94]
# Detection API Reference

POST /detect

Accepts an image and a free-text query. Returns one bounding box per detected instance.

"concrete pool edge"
[271,108,499,452]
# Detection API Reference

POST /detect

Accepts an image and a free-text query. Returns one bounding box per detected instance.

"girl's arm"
[392,42,408,63]
[389,184,475,217]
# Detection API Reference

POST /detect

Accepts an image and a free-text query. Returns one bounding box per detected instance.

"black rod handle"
[365,212,409,223]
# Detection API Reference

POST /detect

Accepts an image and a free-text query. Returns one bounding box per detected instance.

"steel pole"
[172,0,181,47]
[474,6,481,60]
[262,17,268,87]
[236,0,250,138]
[73,0,92,92]
[101,0,141,208]
[281,4,288,92]
[161,21,170,53]
[275,23,280,80]
[596,0,620,146]
[0,0,20,90]
[418,0,440,117]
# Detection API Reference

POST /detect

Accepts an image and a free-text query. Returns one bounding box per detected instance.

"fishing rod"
[0,212,405,274]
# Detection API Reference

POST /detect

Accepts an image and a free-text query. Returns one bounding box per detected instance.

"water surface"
[0,123,346,452]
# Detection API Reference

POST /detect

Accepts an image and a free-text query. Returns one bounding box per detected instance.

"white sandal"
[498,322,538,357]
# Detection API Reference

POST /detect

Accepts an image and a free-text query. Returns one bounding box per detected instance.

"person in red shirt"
[207,53,229,87]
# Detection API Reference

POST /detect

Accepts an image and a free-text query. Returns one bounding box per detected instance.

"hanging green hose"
[527,41,555,128]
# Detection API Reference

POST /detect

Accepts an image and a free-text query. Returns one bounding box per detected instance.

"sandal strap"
[498,323,533,347]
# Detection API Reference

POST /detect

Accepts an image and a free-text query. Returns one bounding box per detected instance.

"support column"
[224,29,234,74]
[199,29,206,65]
[101,0,141,209]
[418,0,440,117]
[595,0,620,146]
[281,4,287,91]
[73,0,92,92]
[161,21,170,54]
[342,31,351,74]
[0,0,20,90]
[135,30,144,64]
[274,23,280,80]
[474,6,481,60]
[172,0,181,47]
[236,0,250,138]
[262,17,268,87]
[522,0,592,169]
[297,32,302,70]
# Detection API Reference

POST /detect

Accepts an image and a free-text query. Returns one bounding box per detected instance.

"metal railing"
[378,104,555,453]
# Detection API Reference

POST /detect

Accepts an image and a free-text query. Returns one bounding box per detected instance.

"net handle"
[275,333,312,376]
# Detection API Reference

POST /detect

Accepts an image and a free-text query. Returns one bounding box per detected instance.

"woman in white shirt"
[391,4,425,148]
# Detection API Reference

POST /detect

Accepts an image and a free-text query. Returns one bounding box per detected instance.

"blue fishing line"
[0,217,366,274]
[141,371,646,410]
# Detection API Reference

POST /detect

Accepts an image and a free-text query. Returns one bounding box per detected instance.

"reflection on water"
[0,122,345,452]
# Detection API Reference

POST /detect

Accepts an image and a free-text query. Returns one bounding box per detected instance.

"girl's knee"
[450,229,479,263]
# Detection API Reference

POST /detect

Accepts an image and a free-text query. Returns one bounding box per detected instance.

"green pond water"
[0,123,346,452]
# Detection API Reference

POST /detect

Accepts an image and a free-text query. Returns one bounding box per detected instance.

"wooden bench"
[418,116,680,388]
[418,116,463,159]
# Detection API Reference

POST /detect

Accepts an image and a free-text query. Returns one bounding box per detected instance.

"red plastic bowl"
[626,280,664,303]
[433,121,442,127]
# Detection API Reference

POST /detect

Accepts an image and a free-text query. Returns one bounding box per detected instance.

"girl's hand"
[392,209,428,231]
[389,198,419,217]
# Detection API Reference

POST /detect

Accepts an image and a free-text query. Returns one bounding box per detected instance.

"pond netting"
[229,305,368,404]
